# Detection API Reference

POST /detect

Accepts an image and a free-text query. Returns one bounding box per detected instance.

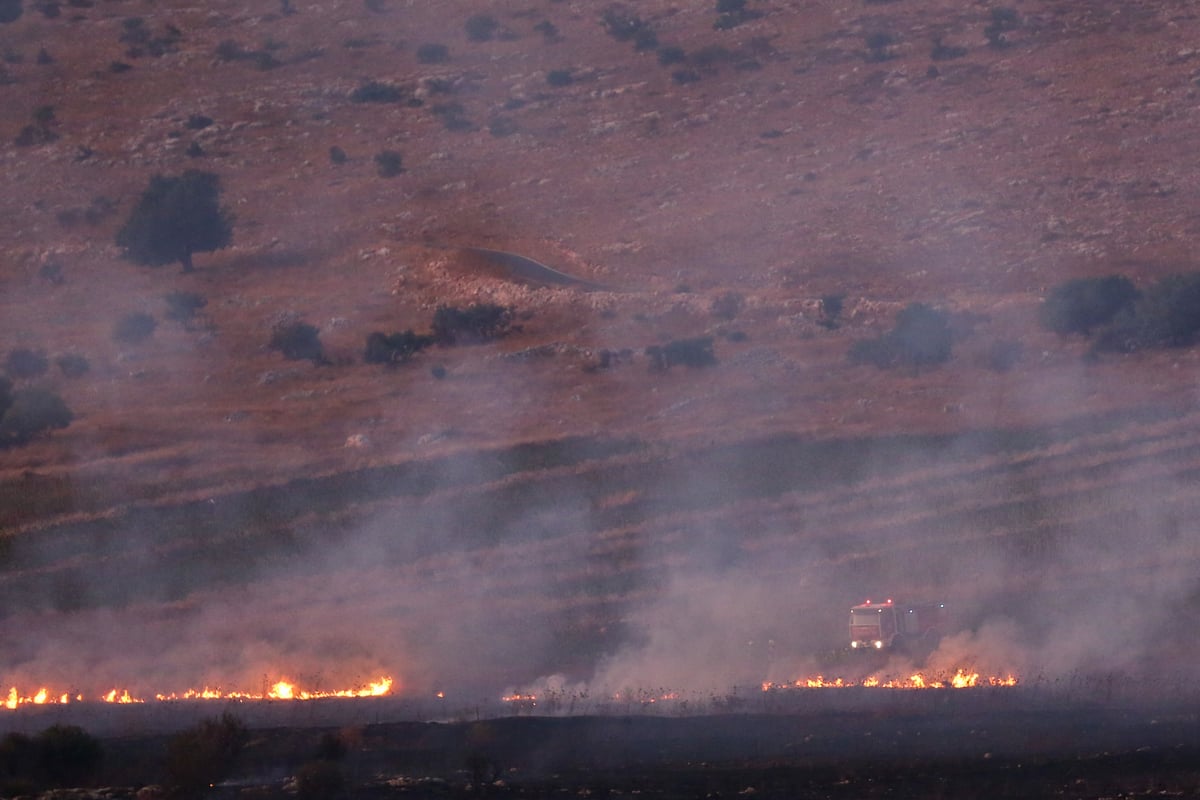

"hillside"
[2,0,1199,703]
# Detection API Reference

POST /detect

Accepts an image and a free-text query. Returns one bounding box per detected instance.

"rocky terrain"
[1,0,1200,793]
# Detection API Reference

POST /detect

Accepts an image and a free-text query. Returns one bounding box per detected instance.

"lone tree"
[116,170,232,273]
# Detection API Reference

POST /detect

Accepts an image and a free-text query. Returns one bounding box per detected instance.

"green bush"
[1039,275,1138,335]
[270,321,324,362]
[364,330,434,364]
[113,311,157,343]
[0,1,22,24]
[600,7,648,42]
[34,725,102,787]
[0,387,73,445]
[165,713,247,796]
[646,336,717,370]
[374,150,404,177]
[464,13,498,42]
[115,170,232,272]
[349,80,406,103]
[56,353,90,378]
[416,42,449,63]
[164,290,207,324]
[5,347,48,379]
[431,304,514,344]
[1094,273,1200,352]
[849,303,953,369]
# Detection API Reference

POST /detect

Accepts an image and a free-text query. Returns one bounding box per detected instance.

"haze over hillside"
[2,0,1199,707]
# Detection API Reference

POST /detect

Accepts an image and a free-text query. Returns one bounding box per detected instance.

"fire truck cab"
[849,599,946,651]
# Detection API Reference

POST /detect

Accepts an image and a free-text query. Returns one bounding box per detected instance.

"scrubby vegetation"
[0,386,73,446]
[431,304,514,345]
[115,170,233,273]
[364,330,434,364]
[0,725,102,791]
[164,290,208,325]
[1039,275,1138,335]
[374,149,404,177]
[849,303,954,369]
[4,347,48,379]
[1092,273,1200,353]
[113,311,157,343]
[270,320,325,363]
[646,336,717,370]
[165,713,247,797]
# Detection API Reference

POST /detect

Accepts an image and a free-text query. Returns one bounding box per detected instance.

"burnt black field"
[9,695,1199,799]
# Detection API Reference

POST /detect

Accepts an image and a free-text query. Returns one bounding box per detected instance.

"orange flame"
[3,676,395,708]
[763,669,1019,691]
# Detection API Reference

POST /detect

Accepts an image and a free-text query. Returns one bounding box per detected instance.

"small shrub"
[185,140,204,157]
[430,103,473,131]
[0,388,73,446]
[185,113,213,130]
[985,7,1019,48]
[34,725,102,787]
[464,13,498,42]
[55,353,90,378]
[671,68,701,84]
[546,68,573,87]
[864,31,895,62]
[657,45,686,65]
[374,150,403,177]
[0,0,22,24]
[534,20,558,40]
[364,330,434,364]
[165,713,247,796]
[601,7,649,42]
[113,312,157,344]
[431,304,514,345]
[5,348,49,379]
[930,36,967,60]
[1039,275,1138,335]
[646,336,717,370]
[1093,273,1200,352]
[416,42,449,63]
[821,293,845,323]
[164,290,207,324]
[986,339,1022,372]
[710,291,744,321]
[849,303,953,369]
[329,145,348,164]
[215,39,245,61]
[716,0,745,12]
[270,321,324,362]
[350,80,406,103]
[488,116,518,137]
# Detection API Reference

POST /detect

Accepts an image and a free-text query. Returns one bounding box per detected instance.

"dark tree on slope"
[270,320,325,363]
[1039,275,1138,335]
[848,302,954,369]
[1094,273,1200,352]
[0,0,21,24]
[115,170,233,273]
[0,388,73,446]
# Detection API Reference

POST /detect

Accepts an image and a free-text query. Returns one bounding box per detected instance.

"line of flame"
[762,670,1019,691]
[3,677,393,708]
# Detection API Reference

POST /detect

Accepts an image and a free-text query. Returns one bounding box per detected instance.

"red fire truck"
[848,599,946,651]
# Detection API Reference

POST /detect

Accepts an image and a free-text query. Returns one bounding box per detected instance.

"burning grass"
[3,676,393,709]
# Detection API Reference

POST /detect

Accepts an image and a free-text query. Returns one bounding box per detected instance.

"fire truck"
[849,599,946,651]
